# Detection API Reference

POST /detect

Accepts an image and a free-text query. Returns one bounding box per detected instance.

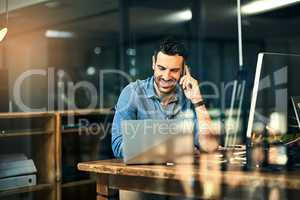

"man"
[111,37,219,159]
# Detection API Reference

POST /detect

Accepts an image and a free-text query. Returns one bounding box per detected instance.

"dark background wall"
[0,0,300,143]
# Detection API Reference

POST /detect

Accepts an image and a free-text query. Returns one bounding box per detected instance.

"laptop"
[121,119,194,165]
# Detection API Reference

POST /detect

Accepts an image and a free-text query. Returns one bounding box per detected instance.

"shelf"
[59,109,113,116]
[61,179,95,188]
[0,109,113,118]
[61,128,101,136]
[0,183,53,197]
[0,112,54,119]
[0,109,112,200]
[0,130,54,138]
[61,128,83,134]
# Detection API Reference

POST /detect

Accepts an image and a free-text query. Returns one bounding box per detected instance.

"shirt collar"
[145,76,158,99]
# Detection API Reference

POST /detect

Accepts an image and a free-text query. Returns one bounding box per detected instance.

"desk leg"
[96,174,119,200]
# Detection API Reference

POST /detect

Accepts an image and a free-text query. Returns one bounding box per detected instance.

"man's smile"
[158,78,176,88]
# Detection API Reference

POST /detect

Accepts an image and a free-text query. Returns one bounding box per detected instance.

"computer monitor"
[246,52,300,169]
[291,96,300,131]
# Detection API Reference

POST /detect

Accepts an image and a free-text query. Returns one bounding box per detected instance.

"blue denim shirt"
[111,76,199,158]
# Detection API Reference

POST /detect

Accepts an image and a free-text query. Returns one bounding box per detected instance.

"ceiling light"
[45,1,61,9]
[242,0,300,15]
[45,30,74,38]
[94,47,102,55]
[164,9,192,23]
[176,9,192,21]
[0,0,8,42]
[0,27,7,42]
[87,66,96,76]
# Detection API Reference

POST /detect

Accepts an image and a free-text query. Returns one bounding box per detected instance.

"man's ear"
[152,55,155,70]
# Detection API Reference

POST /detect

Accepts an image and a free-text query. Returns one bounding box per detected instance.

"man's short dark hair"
[153,37,188,62]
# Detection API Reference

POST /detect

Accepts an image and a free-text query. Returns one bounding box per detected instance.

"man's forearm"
[195,105,219,152]
[195,105,213,134]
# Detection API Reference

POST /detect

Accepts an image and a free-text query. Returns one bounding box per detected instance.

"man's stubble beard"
[154,76,177,96]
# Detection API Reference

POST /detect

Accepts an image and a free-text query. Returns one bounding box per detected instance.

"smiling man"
[111,37,219,159]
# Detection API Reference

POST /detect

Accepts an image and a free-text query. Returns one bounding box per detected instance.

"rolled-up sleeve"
[111,83,137,158]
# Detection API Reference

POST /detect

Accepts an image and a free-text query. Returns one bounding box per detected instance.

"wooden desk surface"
[78,156,300,190]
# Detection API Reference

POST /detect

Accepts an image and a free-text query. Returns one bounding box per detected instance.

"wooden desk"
[78,155,300,200]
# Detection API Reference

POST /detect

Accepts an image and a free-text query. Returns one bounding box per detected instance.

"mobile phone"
[180,63,193,89]
[181,62,188,78]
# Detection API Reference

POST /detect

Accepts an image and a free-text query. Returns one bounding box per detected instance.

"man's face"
[152,51,184,95]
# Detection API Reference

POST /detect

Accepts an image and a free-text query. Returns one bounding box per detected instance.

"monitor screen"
[247,53,300,168]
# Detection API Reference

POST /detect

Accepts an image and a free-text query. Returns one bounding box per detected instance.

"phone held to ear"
[180,64,192,89]
[181,62,187,78]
